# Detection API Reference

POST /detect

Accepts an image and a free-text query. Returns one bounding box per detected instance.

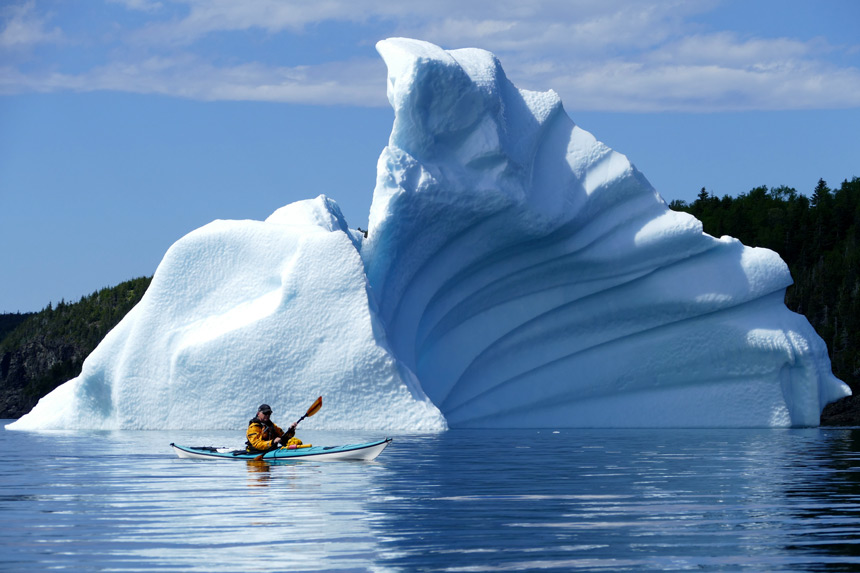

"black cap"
[257,403,273,414]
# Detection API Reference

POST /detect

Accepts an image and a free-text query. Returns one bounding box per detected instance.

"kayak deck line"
[170,438,392,462]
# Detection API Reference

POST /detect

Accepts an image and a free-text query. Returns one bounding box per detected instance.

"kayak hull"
[170,438,392,462]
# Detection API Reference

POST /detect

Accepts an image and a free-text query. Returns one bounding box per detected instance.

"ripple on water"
[3,426,860,571]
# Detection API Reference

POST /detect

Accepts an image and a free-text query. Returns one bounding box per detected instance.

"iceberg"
[8,38,849,431]
[7,196,446,431]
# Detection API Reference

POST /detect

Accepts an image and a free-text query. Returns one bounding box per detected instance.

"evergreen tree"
[0,276,153,412]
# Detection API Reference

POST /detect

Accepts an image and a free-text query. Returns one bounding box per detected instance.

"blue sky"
[1,0,859,313]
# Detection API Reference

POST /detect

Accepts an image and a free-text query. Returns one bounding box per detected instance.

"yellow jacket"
[246,419,294,452]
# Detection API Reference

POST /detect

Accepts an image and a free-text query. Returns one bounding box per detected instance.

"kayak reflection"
[246,460,272,487]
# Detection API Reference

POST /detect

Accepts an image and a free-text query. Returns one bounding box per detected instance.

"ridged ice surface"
[7,38,849,431]
[361,38,849,427]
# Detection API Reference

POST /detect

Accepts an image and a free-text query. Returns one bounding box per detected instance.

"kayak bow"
[170,438,391,462]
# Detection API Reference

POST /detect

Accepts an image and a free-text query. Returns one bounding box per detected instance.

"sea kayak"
[170,438,392,462]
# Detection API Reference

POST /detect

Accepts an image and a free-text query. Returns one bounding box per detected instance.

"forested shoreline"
[0,277,151,418]
[2,176,859,422]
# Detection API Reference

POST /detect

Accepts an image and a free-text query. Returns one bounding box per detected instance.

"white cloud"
[0,0,62,49]
[124,0,714,51]
[398,3,690,54]
[129,0,370,45]
[106,0,164,13]
[0,53,388,106]
[647,32,815,67]
[546,59,860,112]
[2,0,859,112]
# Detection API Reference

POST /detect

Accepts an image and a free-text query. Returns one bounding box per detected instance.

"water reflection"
[777,429,860,567]
[245,459,271,487]
[0,427,392,571]
[364,429,860,571]
[4,426,860,571]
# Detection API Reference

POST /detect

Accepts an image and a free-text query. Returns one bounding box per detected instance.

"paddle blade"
[306,396,323,418]
[295,396,323,425]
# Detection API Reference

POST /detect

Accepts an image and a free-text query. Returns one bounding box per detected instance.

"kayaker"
[245,403,301,453]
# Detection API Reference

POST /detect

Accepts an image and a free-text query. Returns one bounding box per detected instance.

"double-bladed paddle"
[253,396,322,461]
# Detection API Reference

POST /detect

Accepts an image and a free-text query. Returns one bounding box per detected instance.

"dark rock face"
[0,276,152,421]
[0,338,87,418]
[820,395,860,427]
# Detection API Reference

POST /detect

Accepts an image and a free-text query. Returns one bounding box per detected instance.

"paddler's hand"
[289,423,298,432]
[273,437,282,446]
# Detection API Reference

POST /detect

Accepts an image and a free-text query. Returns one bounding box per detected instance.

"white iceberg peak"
[362,38,848,428]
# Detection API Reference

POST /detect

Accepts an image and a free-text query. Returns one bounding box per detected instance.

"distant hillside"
[0,312,33,342]
[0,276,152,418]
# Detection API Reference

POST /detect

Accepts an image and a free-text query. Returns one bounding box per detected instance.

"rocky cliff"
[0,277,151,418]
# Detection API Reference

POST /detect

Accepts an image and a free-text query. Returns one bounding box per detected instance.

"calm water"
[3,424,860,572]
